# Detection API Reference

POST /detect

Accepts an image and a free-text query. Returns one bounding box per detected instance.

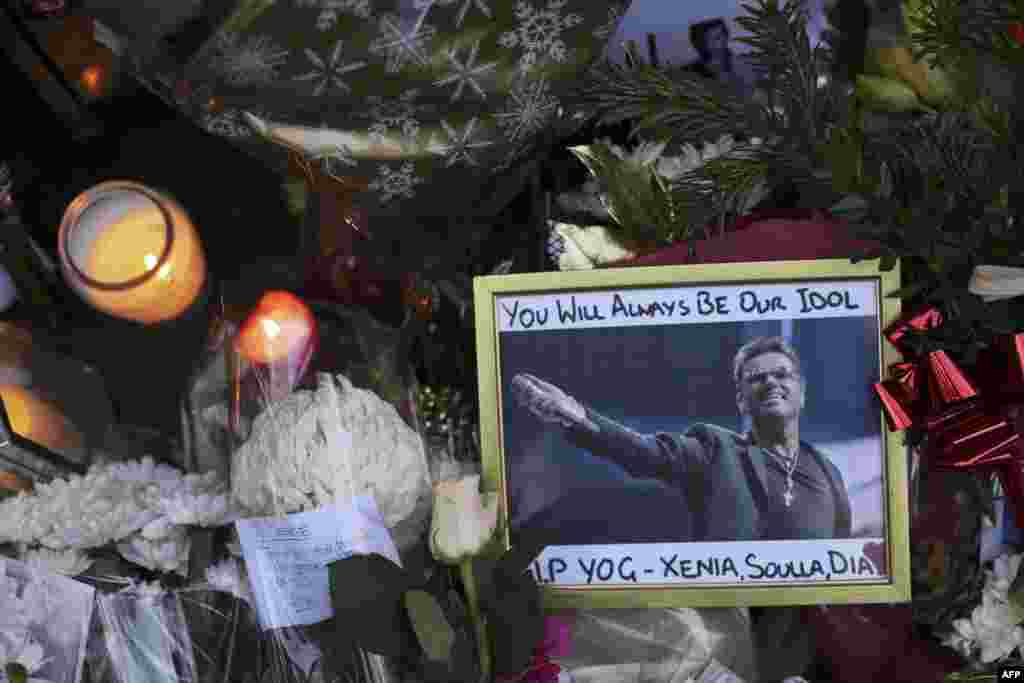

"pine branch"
[869,112,1005,208]
[577,61,775,145]
[906,0,1022,69]
[735,0,842,157]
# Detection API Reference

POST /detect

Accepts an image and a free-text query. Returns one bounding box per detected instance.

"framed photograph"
[473,259,909,608]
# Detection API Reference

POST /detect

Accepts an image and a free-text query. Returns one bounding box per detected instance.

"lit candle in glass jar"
[58,181,207,324]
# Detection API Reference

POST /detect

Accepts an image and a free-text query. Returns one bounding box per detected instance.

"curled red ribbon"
[874,315,1024,521]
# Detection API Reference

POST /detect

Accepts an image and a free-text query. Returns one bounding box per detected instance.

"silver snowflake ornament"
[366,90,423,147]
[369,13,437,73]
[208,32,289,85]
[498,0,583,73]
[368,162,425,202]
[494,76,559,142]
[295,39,368,96]
[434,40,497,102]
[438,117,495,167]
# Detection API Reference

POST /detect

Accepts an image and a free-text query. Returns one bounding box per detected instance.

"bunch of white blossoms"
[0,457,235,574]
[231,373,433,554]
[604,135,768,195]
[943,553,1024,664]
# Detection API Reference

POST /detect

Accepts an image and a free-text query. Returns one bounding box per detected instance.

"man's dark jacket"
[568,408,853,541]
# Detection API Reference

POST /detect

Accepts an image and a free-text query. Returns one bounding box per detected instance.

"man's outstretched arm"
[511,373,701,483]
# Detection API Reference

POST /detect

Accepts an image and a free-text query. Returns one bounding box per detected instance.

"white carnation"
[232,373,432,552]
[0,457,236,574]
[943,552,1024,664]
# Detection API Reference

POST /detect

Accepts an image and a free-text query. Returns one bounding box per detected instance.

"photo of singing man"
[503,321,884,547]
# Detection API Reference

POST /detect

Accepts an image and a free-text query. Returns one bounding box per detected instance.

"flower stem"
[460,558,492,683]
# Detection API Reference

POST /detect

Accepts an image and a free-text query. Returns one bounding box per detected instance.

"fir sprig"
[578,60,772,145]
[736,1,819,149]
[905,0,1023,69]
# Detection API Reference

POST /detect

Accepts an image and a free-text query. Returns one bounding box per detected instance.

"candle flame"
[81,65,104,95]
[261,318,282,339]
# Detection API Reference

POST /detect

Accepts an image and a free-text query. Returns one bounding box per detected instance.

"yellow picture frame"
[474,258,908,608]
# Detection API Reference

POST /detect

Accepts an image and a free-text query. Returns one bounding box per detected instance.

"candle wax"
[84,206,167,284]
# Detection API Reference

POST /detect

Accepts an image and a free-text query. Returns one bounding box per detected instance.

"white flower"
[0,458,235,574]
[615,139,667,168]
[231,374,432,554]
[429,474,499,564]
[943,589,1024,664]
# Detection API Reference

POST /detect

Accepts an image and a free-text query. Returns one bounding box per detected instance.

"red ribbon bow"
[874,308,1024,523]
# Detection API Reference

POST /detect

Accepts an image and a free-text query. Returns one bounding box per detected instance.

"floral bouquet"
[943,553,1024,680]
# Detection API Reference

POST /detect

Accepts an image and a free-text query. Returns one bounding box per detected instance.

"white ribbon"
[969,265,1024,303]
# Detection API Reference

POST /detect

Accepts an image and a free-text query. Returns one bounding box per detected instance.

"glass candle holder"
[0,322,113,484]
[58,181,207,324]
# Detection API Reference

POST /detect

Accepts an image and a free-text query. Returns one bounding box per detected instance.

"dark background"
[499,314,882,546]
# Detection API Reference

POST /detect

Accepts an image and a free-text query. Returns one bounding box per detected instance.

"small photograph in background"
[1,557,96,683]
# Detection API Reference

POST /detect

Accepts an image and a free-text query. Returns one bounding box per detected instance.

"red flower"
[1010,22,1024,46]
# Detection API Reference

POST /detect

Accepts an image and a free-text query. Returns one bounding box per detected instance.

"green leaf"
[329,553,417,657]
[479,530,552,676]
[404,589,456,663]
[885,280,933,300]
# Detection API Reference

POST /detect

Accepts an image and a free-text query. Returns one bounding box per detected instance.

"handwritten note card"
[236,496,401,629]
